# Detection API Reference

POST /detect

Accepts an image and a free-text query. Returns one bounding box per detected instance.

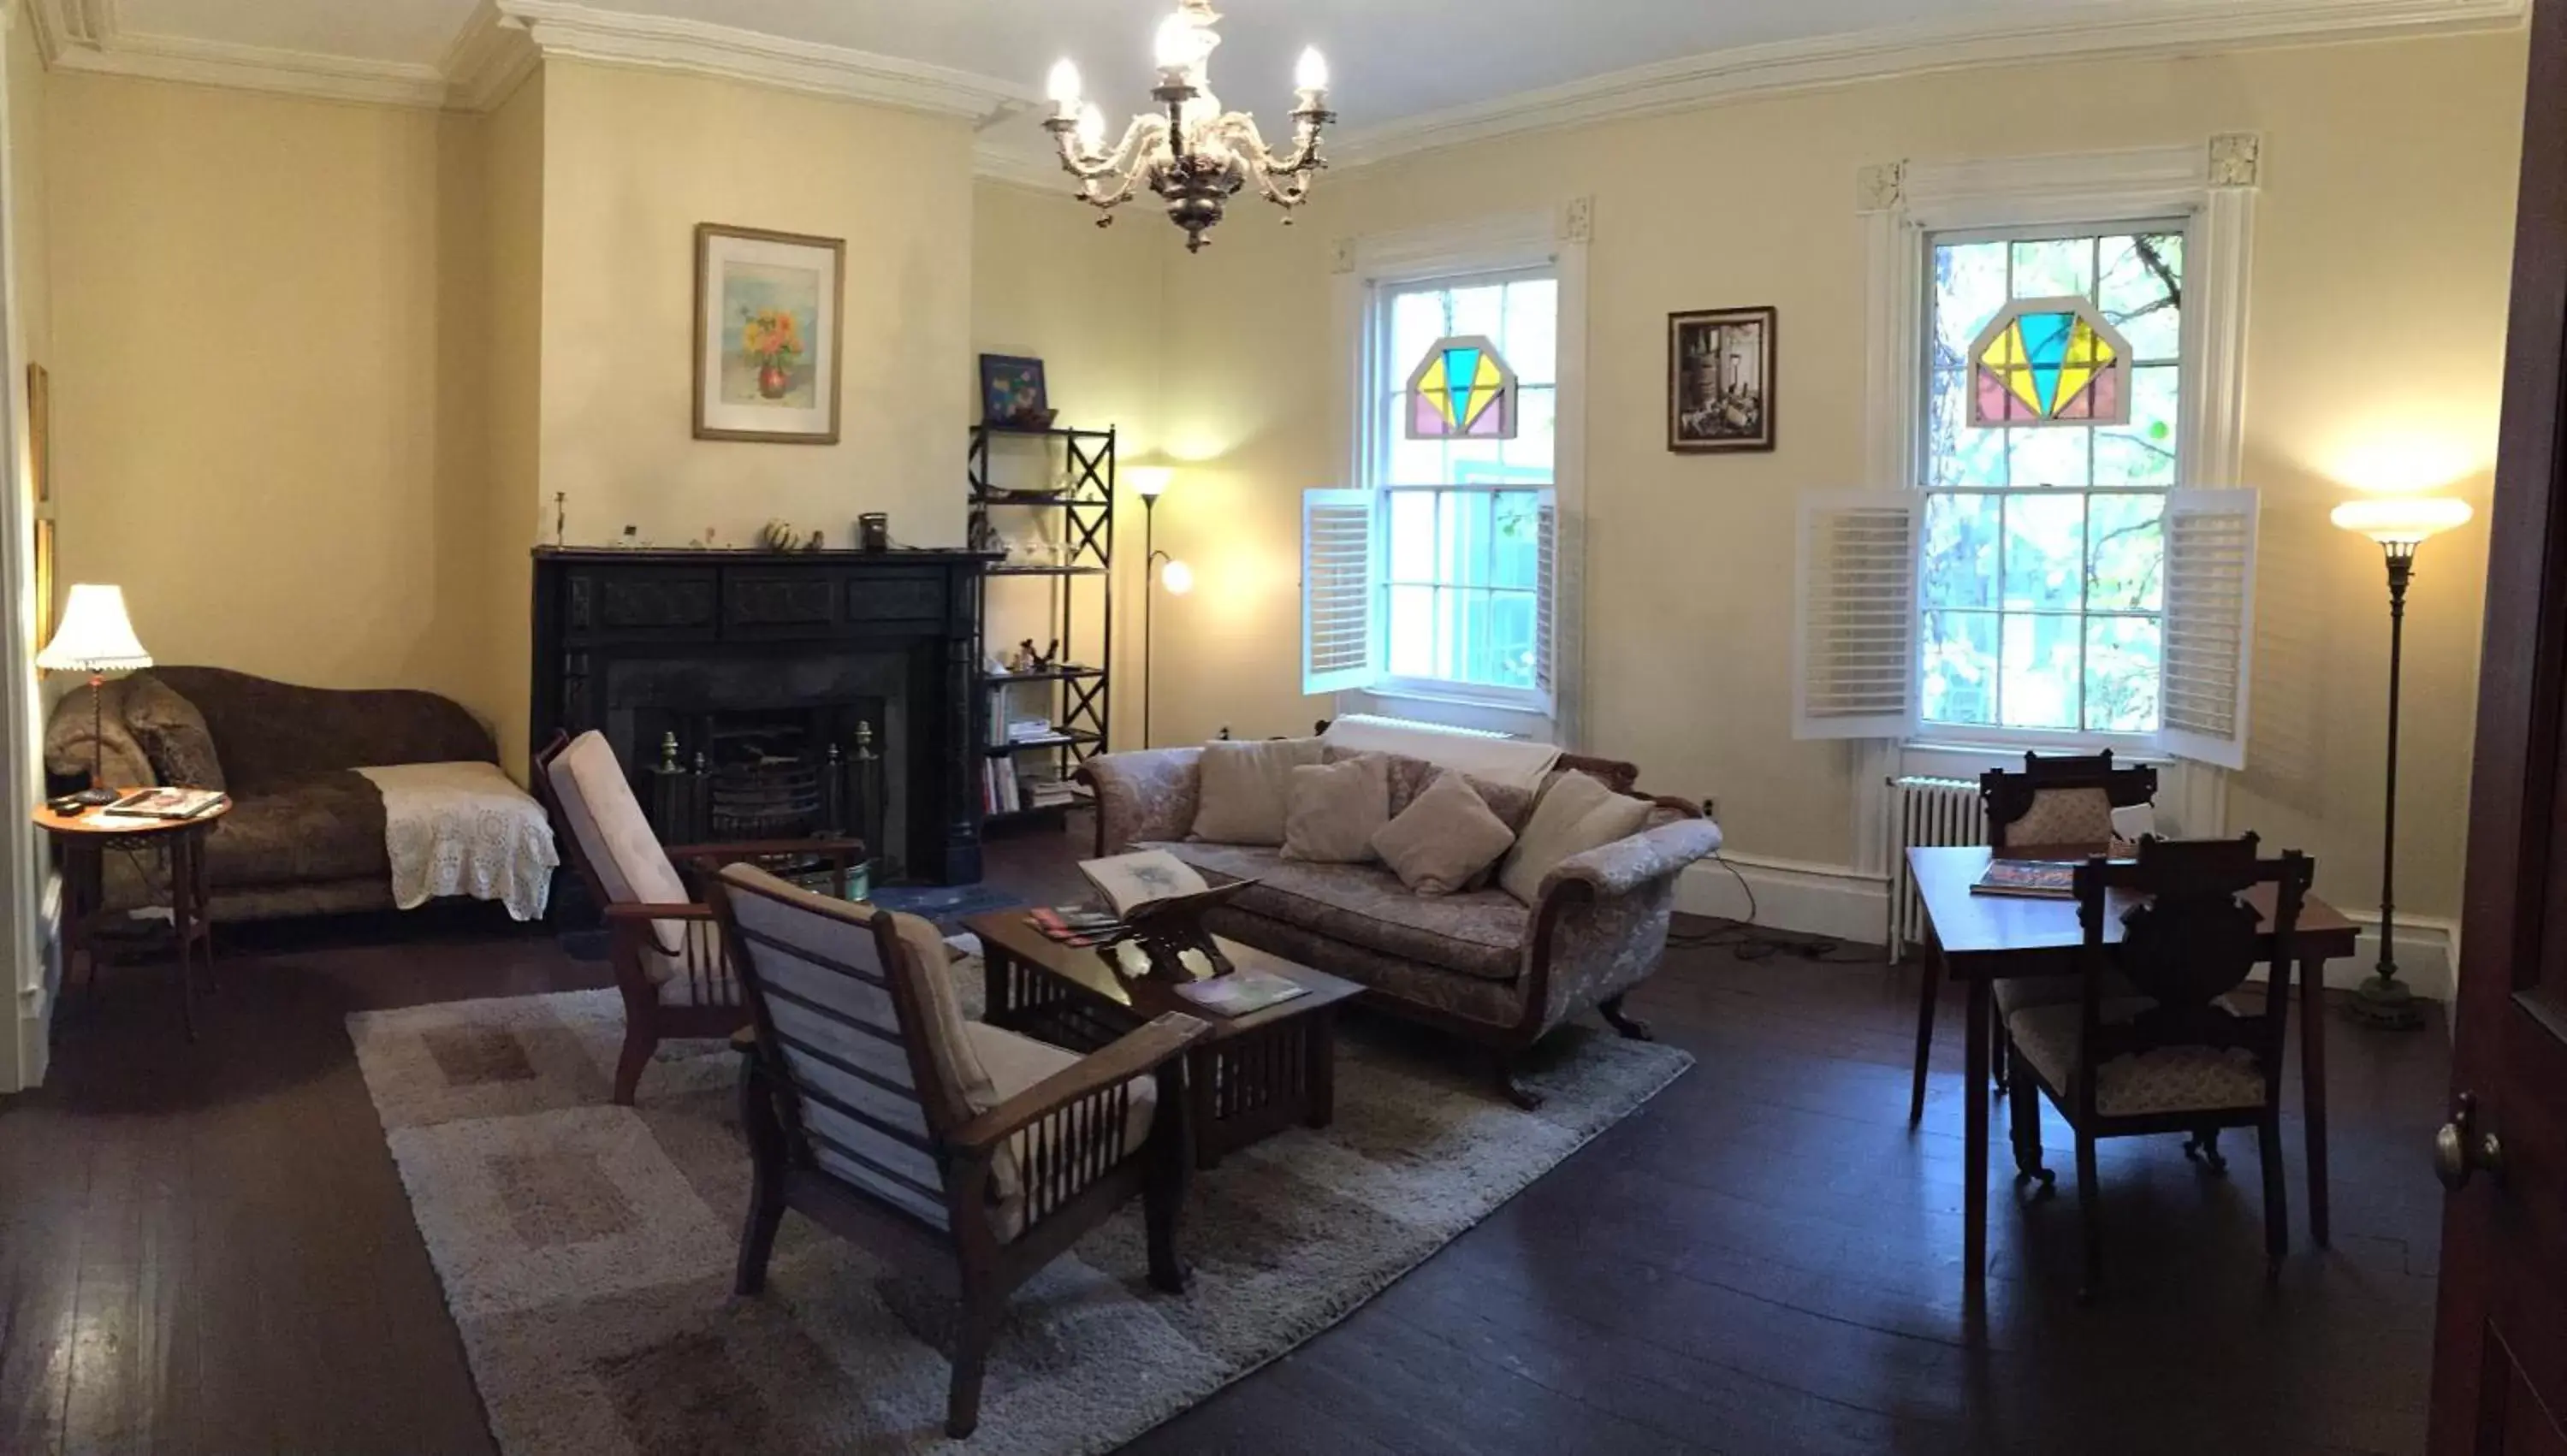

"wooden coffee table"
[965,911,1364,1169]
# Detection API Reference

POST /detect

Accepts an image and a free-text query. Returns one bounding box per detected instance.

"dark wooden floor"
[0,826,2452,1454]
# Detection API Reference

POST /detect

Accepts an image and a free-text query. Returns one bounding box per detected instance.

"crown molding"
[444,2,538,111]
[974,143,1070,194]
[1331,0,2524,167]
[27,0,109,68]
[46,29,452,109]
[493,0,1031,121]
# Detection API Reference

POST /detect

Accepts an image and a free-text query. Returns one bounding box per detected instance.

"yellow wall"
[477,72,544,776]
[45,75,481,709]
[969,178,1167,748]
[537,61,974,553]
[1148,32,2528,924]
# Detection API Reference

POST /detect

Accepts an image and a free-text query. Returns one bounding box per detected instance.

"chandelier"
[1042,2,1335,253]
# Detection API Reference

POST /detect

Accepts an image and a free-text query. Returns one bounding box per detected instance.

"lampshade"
[1128,466,1174,501]
[36,583,151,672]
[2330,495,2474,545]
[1159,559,1195,595]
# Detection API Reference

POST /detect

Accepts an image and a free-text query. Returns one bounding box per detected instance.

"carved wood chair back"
[1980,749,2158,850]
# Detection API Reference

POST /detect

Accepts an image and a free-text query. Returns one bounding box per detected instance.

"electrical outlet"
[1701,791,1719,820]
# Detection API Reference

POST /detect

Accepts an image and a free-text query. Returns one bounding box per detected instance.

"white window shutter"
[2157,488,2259,771]
[1531,489,1560,716]
[1301,488,1378,695]
[1793,490,1920,740]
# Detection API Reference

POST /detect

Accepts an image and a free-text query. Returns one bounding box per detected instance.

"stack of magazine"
[98,787,227,822]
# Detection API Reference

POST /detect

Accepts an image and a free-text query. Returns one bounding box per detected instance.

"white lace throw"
[355,761,559,922]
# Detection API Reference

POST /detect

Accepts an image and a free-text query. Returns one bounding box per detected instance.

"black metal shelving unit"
[969,423,1114,832]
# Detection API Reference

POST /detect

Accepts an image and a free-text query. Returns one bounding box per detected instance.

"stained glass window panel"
[1407,334,1519,441]
[1969,298,2132,429]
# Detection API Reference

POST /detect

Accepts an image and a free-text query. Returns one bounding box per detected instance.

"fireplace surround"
[528,546,992,885]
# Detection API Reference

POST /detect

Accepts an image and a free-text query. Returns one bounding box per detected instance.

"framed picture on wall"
[1668,306,1777,453]
[693,223,845,444]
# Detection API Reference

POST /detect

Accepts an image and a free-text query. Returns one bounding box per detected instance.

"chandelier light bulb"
[1046,57,1082,113]
[1295,47,1329,93]
[1076,103,1106,151]
[1153,12,1195,72]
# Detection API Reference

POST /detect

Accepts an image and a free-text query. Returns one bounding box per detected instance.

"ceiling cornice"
[443,2,538,112]
[973,143,1070,195]
[1329,0,2527,167]
[493,0,1031,122]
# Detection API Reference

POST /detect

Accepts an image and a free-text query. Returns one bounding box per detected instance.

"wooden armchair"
[1908,750,2159,1127]
[2007,835,2312,1299]
[535,731,864,1104]
[709,864,1209,1439]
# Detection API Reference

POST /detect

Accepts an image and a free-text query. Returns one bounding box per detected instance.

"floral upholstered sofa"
[1077,737,1722,1106]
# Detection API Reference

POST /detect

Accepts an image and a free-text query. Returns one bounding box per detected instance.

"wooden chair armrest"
[601,901,716,920]
[668,837,866,867]
[948,1013,1211,1152]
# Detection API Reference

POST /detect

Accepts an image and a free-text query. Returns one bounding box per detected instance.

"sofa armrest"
[1074,747,1205,855]
[1539,818,1724,903]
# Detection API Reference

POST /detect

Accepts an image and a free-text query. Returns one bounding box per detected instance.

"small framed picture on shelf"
[979,354,1054,430]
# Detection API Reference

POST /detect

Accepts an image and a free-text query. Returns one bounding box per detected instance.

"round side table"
[35,790,229,1041]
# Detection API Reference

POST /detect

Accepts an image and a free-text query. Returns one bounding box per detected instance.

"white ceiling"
[76,0,2529,162]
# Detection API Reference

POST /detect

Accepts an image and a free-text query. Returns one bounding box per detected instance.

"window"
[1305,250,1568,719]
[1918,224,2186,741]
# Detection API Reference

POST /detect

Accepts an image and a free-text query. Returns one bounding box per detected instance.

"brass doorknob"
[2435,1092,2504,1192]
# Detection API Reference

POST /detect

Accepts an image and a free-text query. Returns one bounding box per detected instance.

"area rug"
[350,980,1690,1456]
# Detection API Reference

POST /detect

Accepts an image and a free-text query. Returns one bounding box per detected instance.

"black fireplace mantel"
[528,545,996,884]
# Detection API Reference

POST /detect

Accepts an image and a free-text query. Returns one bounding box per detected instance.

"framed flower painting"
[693,223,845,444]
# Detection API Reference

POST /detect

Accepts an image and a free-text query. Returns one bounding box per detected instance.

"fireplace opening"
[629,698,893,887]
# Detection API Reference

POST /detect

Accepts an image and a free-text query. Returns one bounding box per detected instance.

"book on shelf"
[1174,967,1309,1018]
[100,787,228,821]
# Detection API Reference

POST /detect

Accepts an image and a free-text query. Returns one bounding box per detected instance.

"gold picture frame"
[692,223,846,445]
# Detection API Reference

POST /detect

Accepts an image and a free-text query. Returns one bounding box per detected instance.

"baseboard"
[1675,854,2456,1004]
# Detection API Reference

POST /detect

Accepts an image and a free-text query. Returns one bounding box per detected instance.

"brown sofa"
[44,666,498,920]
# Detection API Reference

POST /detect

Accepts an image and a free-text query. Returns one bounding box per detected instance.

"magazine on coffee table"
[1173,967,1308,1018]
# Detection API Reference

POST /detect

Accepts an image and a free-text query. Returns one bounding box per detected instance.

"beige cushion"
[2007,997,2268,1117]
[963,1021,1157,1241]
[548,731,692,962]
[1283,755,1390,864]
[889,909,996,1106]
[1189,737,1325,845]
[1497,771,1653,906]
[2006,786,2116,848]
[1372,772,1516,897]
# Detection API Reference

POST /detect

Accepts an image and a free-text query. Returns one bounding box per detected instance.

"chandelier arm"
[1052,115,1170,185]
[1221,111,1326,177]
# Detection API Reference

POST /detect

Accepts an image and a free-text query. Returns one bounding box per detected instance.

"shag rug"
[350,976,1691,1456]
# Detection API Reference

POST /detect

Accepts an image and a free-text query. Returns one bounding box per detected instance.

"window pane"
[1923,609,1999,726]
[1499,385,1557,479]
[2007,424,2089,488]
[1923,493,1999,608]
[1489,591,1538,689]
[1387,584,1435,676]
[1933,240,2009,369]
[2002,494,2086,612]
[2093,365,2179,486]
[1439,491,1495,587]
[1390,289,1448,377]
[2011,236,2094,299]
[1386,490,1438,582]
[2086,494,2164,611]
[2000,613,2082,731]
[2097,233,2183,361]
[1928,370,2007,488]
[1384,391,1444,486]
[1492,492,1541,589]
[2086,616,2162,732]
[1449,283,1505,341]
[1503,279,1559,384]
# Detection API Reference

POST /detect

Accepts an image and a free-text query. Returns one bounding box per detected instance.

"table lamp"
[2328,494,2474,1028]
[37,583,152,804]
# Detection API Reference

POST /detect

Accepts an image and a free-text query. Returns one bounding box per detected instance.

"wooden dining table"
[1908,844,2362,1288]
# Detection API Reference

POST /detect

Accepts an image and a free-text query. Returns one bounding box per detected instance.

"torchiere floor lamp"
[1128,468,1192,747]
[2329,493,2475,1029]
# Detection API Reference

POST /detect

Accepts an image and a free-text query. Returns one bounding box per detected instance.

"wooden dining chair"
[710,863,1210,1439]
[1907,750,2159,1127]
[2005,834,2312,1299]
[536,730,865,1104]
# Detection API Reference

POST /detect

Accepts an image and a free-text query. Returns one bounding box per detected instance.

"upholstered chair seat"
[2007,998,2268,1118]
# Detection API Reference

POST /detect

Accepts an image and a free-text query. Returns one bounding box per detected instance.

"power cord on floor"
[1667,855,1890,965]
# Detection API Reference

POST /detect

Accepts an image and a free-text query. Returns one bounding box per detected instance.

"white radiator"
[1886,775,1983,961]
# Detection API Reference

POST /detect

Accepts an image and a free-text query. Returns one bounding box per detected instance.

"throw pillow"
[1497,770,1653,906]
[1372,771,1515,896]
[1282,755,1390,863]
[123,675,227,791]
[1189,737,1325,845]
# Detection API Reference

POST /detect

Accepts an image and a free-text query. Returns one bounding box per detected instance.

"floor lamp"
[2330,494,2475,1029]
[1128,468,1190,748]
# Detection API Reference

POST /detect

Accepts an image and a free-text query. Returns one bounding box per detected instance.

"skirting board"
[1675,855,2456,1003]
